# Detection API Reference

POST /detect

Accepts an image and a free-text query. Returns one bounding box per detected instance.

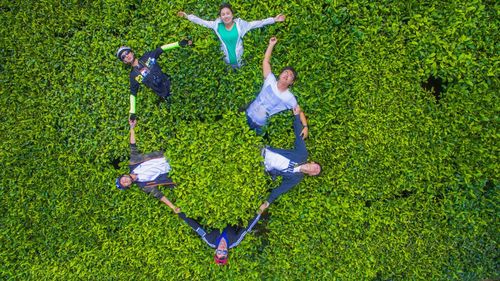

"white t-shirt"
[132,157,171,182]
[247,74,297,126]
[264,149,301,173]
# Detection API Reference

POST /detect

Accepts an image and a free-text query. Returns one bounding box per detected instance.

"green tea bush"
[0,0,498,280]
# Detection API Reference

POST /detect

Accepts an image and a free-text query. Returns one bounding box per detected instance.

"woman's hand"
[177,11,187,18]
[258,201,270,214]
[274,14,286,22]
[269,36,278,46]
[172,206,181,214]
[129,118,137,128]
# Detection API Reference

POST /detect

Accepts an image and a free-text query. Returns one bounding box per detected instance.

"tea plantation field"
[0,0,498,279]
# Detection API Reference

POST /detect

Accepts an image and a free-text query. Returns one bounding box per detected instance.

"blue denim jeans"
[245,113,264,135]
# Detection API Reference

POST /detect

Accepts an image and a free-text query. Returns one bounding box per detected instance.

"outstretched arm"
[178,212,219,247]
[229,213,262,248]
[129,119,136,145]
[292,106,308,151]
[238,14,284,37]
[129,95,137,120]
[267,176,302,204]
[129,77,140,118]
[299,111,308,138]
[263,37,278,79]
[178,213,208,237]
[160,39,192,51]
[293,106,308,139]
[178,11,217,29]
[160,196,180,213]
[128,118,143,161]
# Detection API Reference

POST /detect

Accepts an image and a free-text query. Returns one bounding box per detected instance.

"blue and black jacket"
[178,213,262,249]
[265,114,308,204]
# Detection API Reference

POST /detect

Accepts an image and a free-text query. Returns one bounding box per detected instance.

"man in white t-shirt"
[245,37,309,138]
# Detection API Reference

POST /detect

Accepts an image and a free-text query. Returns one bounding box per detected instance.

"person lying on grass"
[178,3,284,68]
[245,37,308,138]
[115,118,179,213]
[258,106,321,213]
[116,39,192,120]
[176,207,264,265]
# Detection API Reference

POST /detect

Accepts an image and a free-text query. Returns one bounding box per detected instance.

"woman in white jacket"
[178,3,285,68]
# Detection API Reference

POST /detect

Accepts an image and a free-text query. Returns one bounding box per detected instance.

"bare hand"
[258,201,270,214]
[269,36,277,46]
[173,206,181,214]
[129,119,137,128]
[293,105,301,115]
[300,126,309,139]
[274,14,286,22]
[177,11,187,18]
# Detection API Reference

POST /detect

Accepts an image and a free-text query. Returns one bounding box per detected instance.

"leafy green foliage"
[0,0,498,279]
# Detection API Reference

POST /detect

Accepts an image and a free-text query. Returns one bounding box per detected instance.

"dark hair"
[315,163,322,176]
[115,174,132,190]
[308,162,322,177]
[219,3,234,16]
[281,66,298,83]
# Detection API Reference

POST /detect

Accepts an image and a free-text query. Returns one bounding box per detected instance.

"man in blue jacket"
[258,106,321,213]
[177,210,262,265]
[115,119,179,213]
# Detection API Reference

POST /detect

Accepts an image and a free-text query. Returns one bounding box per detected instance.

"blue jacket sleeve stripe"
[228,214,261,248]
